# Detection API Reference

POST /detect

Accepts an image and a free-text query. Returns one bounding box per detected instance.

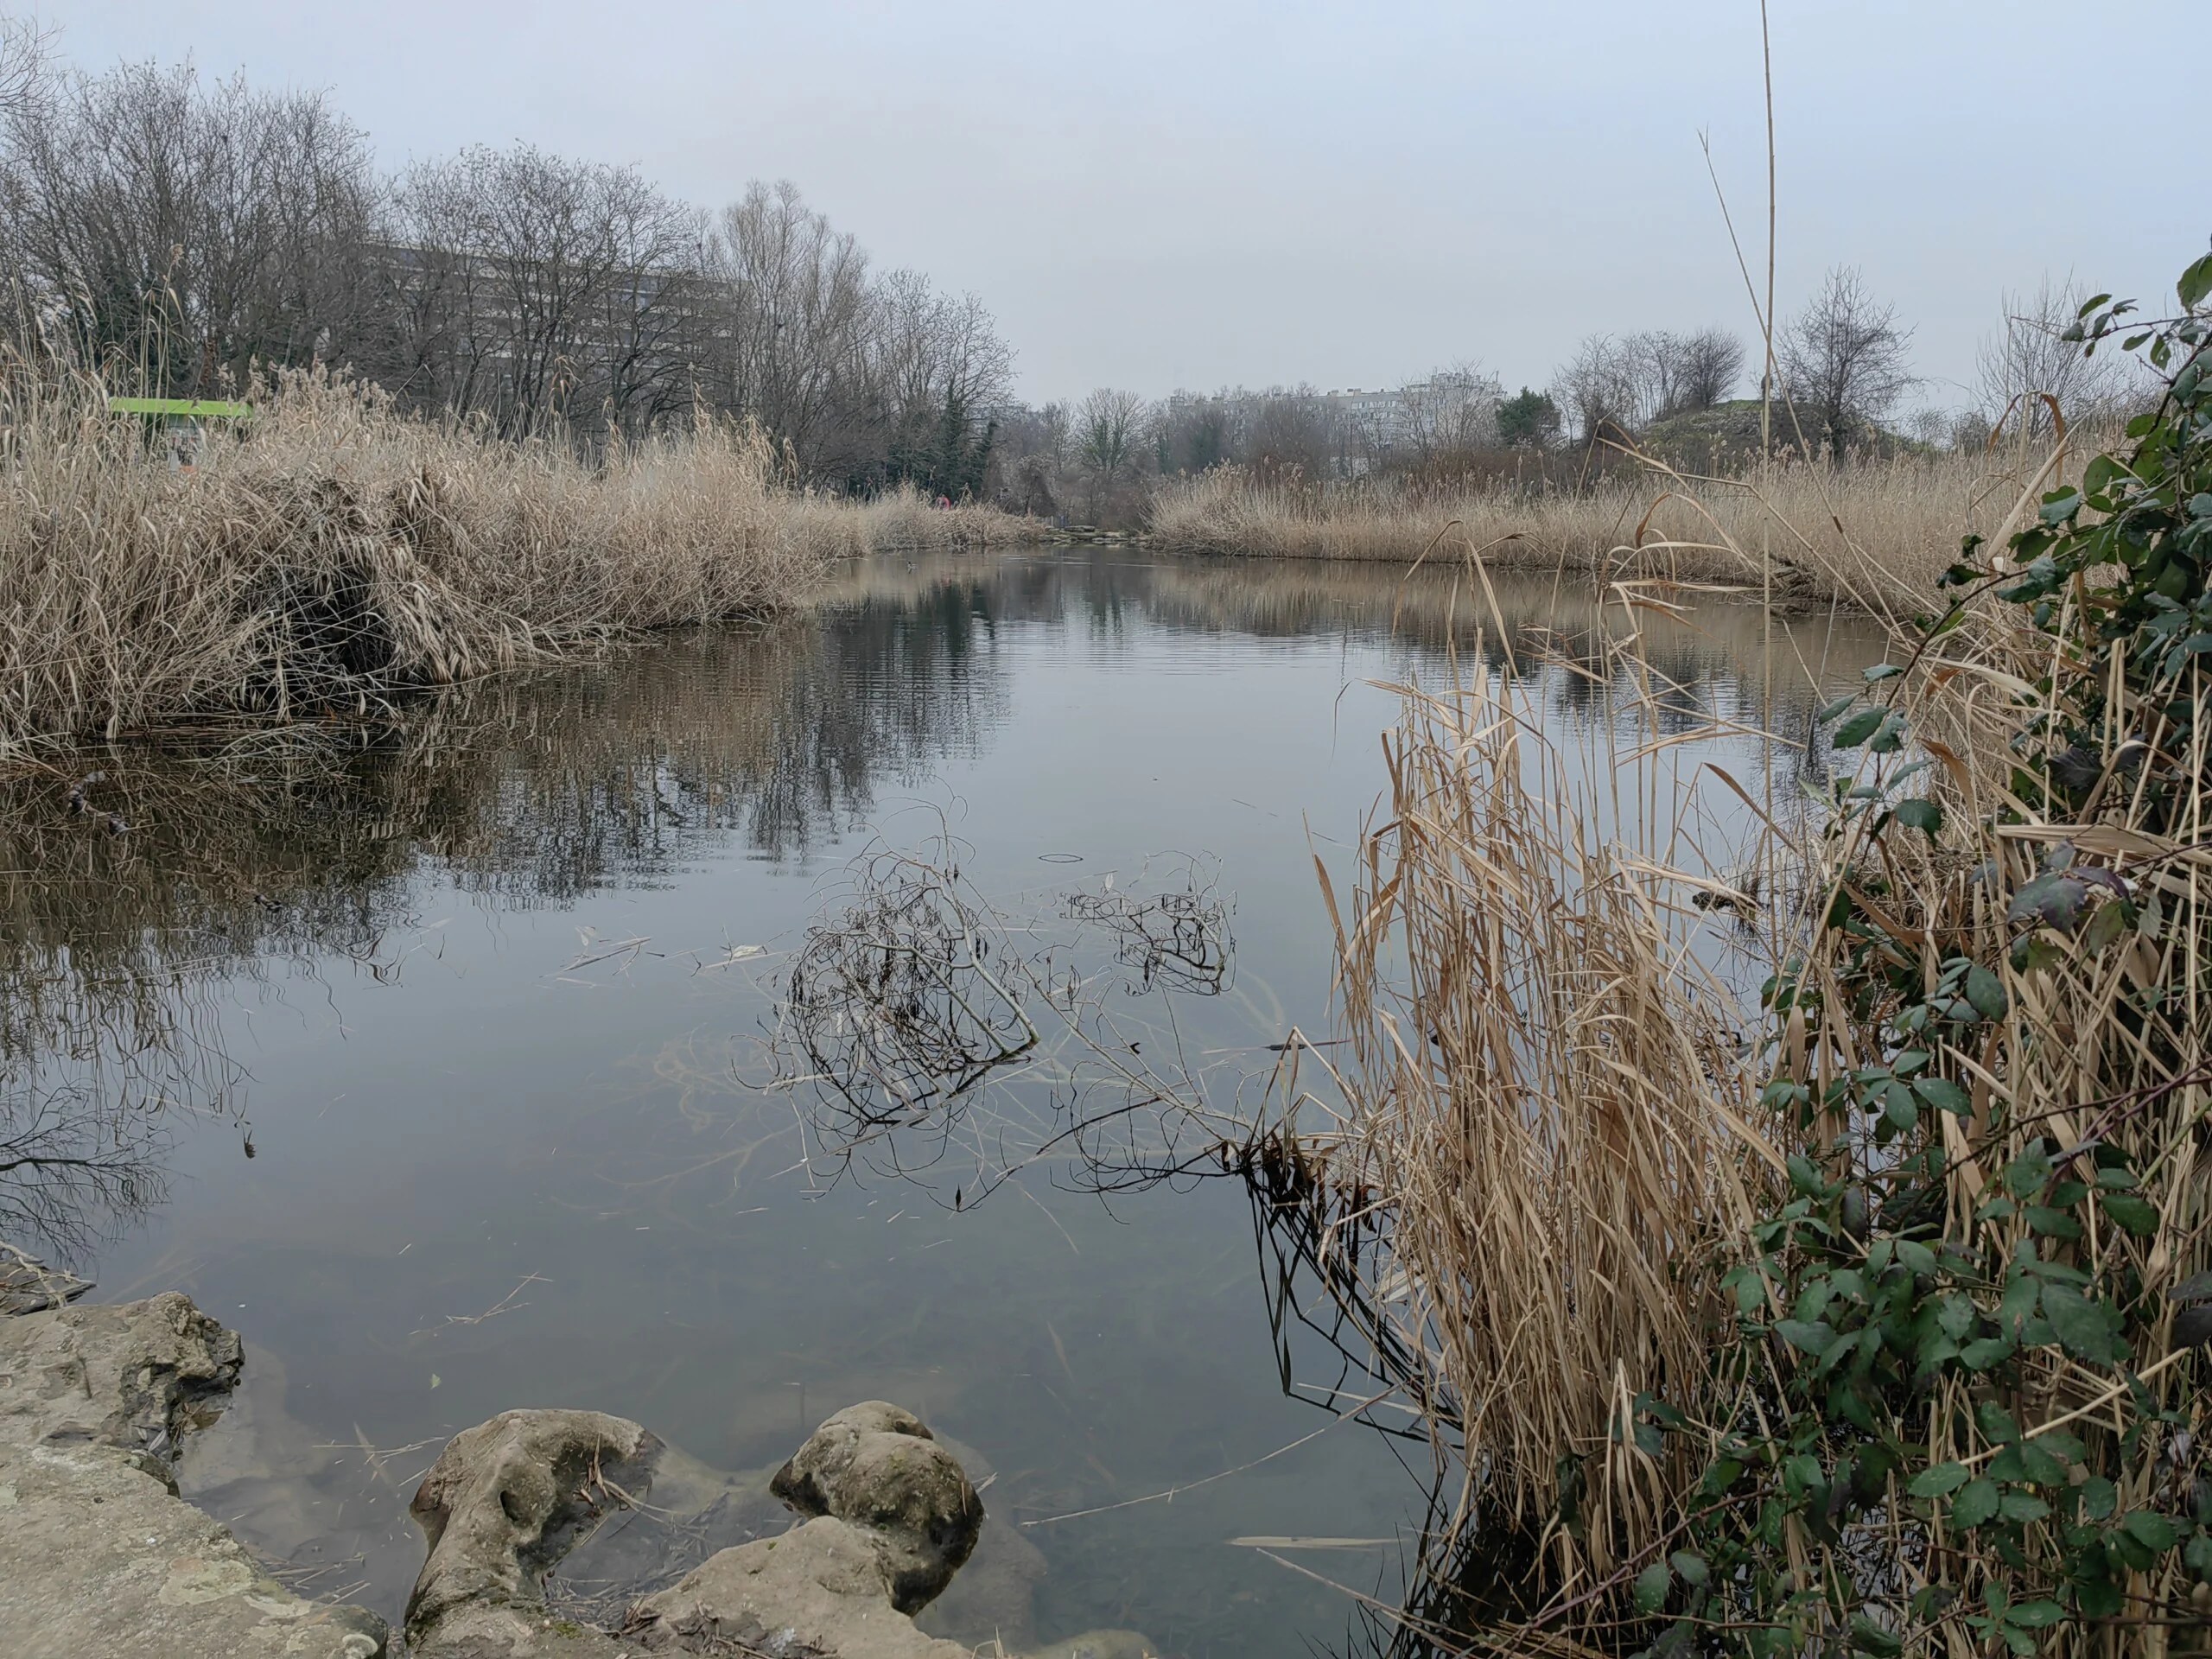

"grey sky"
[40,0,2206,407]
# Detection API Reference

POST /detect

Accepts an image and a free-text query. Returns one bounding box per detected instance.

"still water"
[4,549,1882,1655]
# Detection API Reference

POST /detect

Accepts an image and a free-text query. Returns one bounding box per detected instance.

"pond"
[1,548,1885,1656]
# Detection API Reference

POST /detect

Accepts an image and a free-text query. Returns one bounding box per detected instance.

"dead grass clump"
[1273,347,2211,1650]
[1147,441,2101,620]
[0,364,1038,753]
[1289,588,1775,1582]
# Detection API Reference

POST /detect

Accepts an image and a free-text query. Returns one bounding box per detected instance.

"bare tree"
[1151,391,1233,474]
[1556,334,1644,444]
[1246,386,1332,476]
[707,181,875,476]
[0,14,52,120]
[589,186,712,437]
[1652,327,1745,415]
[1076,387,1145,521]
[1904,406,1955,450]
[1974,276,2133,439]
[1779,266,1915,455]
[872,271,1012,422]
[869,267,1014,493]
[0,43,1014,484]
[0,60,382,393]
[1391,365,1501,464]
[1037,400,1071,473]
[389,144,702,439]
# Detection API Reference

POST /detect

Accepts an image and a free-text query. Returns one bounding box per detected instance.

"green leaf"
[1914,1076,1971,1116]
[2010,871,2094,933]
[2006,1599,2066,1630]
[1632,1560,1672,1615]
[1977,1402,2022,1443]
[1883,1084,1920,1131]
[2041,1282,2127,1363]
[2179,252,2212,310]
[2082,1477,2118,1520]
[2122,1510,2181,1552]
[1935,1293,1976,1339]
[1775,1319,1835,1356]
[2101,1193,2158,1236]
[2082,899,2133,953]
[1965,964,2008,1020]
[1909,1461,1972,1497]
[1952,1476,2001,1529]
[2078,1574,2124,1618]
[2004,1146,2054,1199]
[2026,1205,2084,1239]
[2170,1271,2212,1305]
[1669,1549,1710,1587]
[1834,707,1885,748]
[1850,1614,1904,1656]
[1892,798,1943,837]
[1999,1490,2050,1523]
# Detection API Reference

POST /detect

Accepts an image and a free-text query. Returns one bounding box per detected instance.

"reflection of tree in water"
[0,549,1877,1268]
[0,603,1005,1262]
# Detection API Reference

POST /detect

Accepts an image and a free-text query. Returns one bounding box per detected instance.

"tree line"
[0,48,1013,498]
[0,24,2149,519]
[996,265,2153,526]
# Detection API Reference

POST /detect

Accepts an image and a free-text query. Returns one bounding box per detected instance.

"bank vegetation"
[0,365,1029,755]
[1147,437,2113,619]
[1258,258,2212,1655]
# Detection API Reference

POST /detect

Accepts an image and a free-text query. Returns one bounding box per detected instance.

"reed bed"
[0,365,1038,754]
[1148,441,2098,620]
[1310,616,1775,1547]
[1265,399,2211,1651]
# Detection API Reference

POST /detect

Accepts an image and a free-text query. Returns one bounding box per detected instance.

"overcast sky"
[38,0,2207,408]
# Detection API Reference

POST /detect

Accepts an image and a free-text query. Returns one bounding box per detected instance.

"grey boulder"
[0,1292,389,1659]
[405,1408,664,1659]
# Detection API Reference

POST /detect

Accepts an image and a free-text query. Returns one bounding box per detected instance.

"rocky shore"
[0,1293,1153,1658]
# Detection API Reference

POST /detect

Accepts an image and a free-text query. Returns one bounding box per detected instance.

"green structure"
[106,397,254,420]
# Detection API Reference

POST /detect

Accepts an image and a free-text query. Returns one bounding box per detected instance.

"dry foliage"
[1343,671,1764,1527]
[1277,575,1785,1590]
[1267,393,2211,1652]
[0,364,1036,753]
[1147,439,2111,621]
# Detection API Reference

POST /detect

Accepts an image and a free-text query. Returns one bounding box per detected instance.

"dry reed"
[1147,441,2103,621]
[1274,419,2211,1651]
[0,364,1039,754]
[1290,579,1782,1580]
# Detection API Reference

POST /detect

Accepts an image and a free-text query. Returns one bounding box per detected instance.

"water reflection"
[1,548,1885,1655]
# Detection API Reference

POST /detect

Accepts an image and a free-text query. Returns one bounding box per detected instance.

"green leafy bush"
[1618,251,2212,1657]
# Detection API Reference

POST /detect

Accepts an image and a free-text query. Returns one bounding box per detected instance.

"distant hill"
[1637,398,1926,473]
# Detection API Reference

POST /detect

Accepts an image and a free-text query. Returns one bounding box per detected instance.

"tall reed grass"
[1268,413,2209,1650]
[1148,442,2096,620]
[1312,616,1772,1557]
[0,365,1037,754]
